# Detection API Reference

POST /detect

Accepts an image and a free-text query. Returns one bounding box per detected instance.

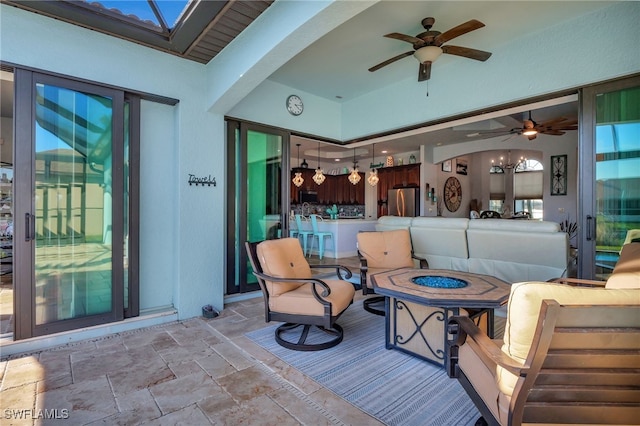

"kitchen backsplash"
[292,203,365,218]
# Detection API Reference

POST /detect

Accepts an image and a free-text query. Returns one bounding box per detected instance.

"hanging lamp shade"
[292,172,304,187]
[292,143,304,187]
[367,169,379,186]
[367,143,379,186]
[312,142,325,185]
[348,148,361,185]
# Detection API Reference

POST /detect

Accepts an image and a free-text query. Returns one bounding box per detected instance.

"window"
[489,165,505,212]
[514,159,543,219]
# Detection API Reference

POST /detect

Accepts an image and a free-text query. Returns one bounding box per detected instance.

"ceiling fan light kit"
[414,46,442,63]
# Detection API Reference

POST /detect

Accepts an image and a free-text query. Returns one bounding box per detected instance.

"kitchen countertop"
[292,218,377,258]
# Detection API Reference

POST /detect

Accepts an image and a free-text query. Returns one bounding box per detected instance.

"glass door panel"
[247,129,283,243]
[594,86,640,278]
[34,83,114,325]
[226,121,289,295]
[580,76,640,279]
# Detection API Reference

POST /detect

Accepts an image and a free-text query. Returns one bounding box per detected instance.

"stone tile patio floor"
[0,264,383,425]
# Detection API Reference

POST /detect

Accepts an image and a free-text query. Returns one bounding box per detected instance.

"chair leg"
[298,234,308,256]
[318,236,325,259]
[308,236,316,258]
[275,322,344,351]
[363,296,386,316]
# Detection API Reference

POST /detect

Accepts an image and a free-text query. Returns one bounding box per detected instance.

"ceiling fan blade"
[385,32,423,45]
[435,19,485,45]
[539,116,569,126]
[418,62,431,81]
[368,51,414,72]
[540,130,566,136]
[442,45,492,61]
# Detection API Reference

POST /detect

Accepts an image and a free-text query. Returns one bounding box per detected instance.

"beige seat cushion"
[606,242,640,289]
[257,238,311,296]
[269,279,355,317]
[497,281,640,396]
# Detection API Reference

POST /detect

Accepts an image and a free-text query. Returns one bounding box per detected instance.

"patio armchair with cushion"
[356,229,428,316]
[245,238,355,351]
[447,241,640,425]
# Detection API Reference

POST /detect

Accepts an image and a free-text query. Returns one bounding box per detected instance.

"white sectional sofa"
[376,216,570,284]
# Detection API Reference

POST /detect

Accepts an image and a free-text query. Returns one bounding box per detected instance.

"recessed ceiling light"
[335,159,340,162]
[381,150,388,154]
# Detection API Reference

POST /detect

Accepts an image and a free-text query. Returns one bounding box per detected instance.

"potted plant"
[560,217,578,247]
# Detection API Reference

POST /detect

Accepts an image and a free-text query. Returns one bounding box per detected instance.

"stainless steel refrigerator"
[388,187,419,217]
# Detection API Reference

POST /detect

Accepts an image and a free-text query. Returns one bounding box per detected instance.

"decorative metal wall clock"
[551,155,567,195]
[444,176,462,212]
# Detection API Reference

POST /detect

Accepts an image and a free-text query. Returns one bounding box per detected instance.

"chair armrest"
[251,270,333,299]
[412,253,429,269]
[310,264,353,281]
[448,316,528,377]
[548,277,606,287]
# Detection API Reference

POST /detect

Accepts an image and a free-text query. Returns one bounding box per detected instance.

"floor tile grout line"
[210,320,351,426]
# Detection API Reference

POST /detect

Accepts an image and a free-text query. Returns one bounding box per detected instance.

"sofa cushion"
[467,219,569,282]
[606,242,640,289]
[497,281,640,396]
[257,238,310,296]
[357,229,414,269]
[375,216,413,231]
[410,217,470,271]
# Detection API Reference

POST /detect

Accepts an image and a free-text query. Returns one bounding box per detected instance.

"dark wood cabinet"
[291,169,364,205]
[376,163,421,217]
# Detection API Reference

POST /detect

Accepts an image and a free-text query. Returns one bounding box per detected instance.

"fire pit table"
[370,268,511,368]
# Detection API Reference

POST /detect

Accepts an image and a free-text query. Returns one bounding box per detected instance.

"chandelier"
[491,150,526,172]
[348,149,361,185]
[312,142,325,185]
[367,143,379,186]
[292,143,304,187]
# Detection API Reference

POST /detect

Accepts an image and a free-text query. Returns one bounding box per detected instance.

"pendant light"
[292,143,304,187]
[312,142,325,185]
[348,148,361,185]
[367,143,379,187]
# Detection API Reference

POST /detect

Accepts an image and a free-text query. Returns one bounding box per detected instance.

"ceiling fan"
[368,17,492,81]
[467,111,578,140]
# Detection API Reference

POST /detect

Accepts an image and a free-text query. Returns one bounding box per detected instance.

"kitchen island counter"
[292,218,377,258]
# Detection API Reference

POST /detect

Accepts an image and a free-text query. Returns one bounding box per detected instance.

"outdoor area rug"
[245,300,481,426]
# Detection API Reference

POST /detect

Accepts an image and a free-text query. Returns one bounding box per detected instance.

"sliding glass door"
[579,76,640,279]
[226,121,290,295]
[13,70,137,339]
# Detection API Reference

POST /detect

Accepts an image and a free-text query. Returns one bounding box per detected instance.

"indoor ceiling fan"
[467,111,578,140]
[368,17,492,81]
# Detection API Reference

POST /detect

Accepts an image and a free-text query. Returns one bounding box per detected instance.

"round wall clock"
[444,176,462,212]
[286,94,304,116]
